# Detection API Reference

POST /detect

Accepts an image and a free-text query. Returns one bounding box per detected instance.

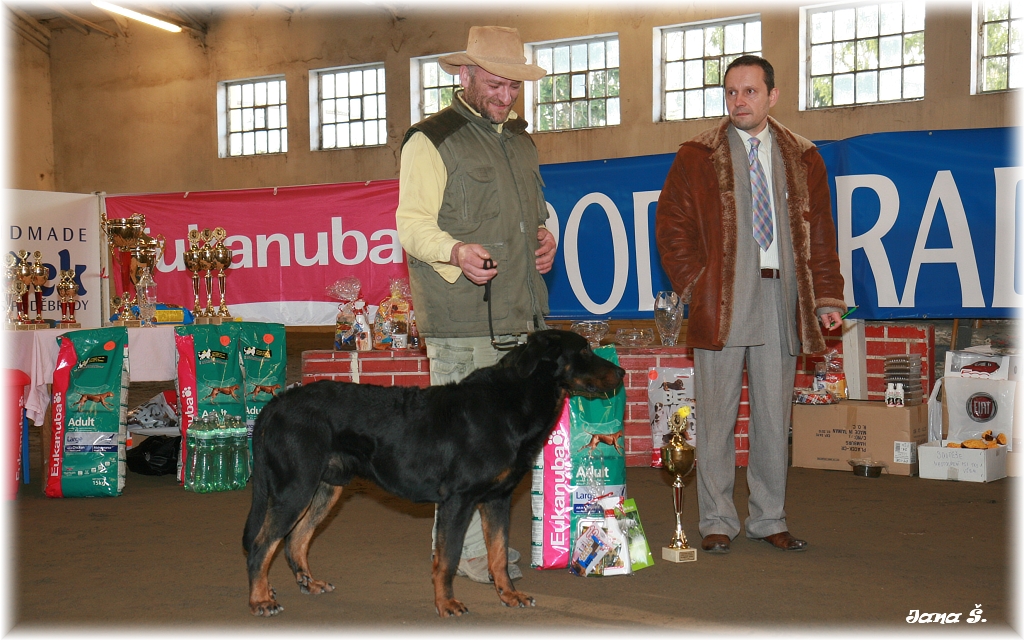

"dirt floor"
[9,326,1019,635]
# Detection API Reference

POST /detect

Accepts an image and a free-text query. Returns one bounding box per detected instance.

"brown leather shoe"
[701,534,731,554]
[754,531,808,551]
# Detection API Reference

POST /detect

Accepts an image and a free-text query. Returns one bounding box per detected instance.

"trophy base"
[197,316,222,325]
[15,323,41,331]
[57,322,82,329]
[662,546,697,563]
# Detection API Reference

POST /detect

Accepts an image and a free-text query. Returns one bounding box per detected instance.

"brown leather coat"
[655,116,846,354]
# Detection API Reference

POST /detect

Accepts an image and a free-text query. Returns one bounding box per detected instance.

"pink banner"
[104,181,405,325]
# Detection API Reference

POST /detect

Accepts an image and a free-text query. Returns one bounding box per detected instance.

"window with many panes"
[657,16,762,121]
[528,34,620,132]
[413,56,460,121]
[804,2,925,109]
[975,0,1022,92]
[311,63,387,149]
[219,76,287,157]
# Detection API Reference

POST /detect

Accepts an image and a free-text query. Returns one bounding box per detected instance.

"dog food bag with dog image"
[174,323,244,483]
[238,322,287,442]
[46,327,129,498]
[569,345,627,543]
[647,367,697,467]
[531,399,574,569]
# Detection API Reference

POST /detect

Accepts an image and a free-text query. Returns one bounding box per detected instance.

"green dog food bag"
[46,327,129,498]
[238,322,287,440]
[569,344,627,546]
[174,323,243,483]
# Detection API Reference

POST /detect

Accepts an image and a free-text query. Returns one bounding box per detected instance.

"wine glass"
[570,320,609,349]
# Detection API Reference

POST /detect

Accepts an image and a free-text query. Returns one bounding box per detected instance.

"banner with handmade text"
[103,126,1020,325]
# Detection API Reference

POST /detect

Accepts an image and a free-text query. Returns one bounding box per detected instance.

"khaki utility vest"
[402,96,550,338]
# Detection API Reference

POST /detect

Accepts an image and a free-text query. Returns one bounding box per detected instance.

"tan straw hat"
[439,26,546,81]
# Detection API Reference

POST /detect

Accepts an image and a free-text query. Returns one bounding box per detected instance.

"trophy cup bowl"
[100,213,145,249]
[212,243,233,318]
[570,320,610,349]
[660,406,697,563]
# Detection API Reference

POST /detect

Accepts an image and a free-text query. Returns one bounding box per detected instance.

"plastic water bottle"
[209,427,228,492]
[230,422,250,489]
[136,269,158,327]
[185,427,199,491]
[193,427,212,493]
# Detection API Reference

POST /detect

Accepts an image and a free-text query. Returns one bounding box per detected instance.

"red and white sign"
[104,181,405,325]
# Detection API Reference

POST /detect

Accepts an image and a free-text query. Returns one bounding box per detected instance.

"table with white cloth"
[5,326,178,425]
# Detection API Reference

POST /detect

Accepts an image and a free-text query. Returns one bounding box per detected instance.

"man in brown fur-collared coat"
[655,55,846,556]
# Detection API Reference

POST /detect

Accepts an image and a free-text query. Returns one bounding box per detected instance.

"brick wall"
[300,321,934,468]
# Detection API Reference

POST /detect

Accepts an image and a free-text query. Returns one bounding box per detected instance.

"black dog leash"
[482,258,518,351]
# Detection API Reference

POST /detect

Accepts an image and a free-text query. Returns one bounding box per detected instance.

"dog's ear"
[513,331,556,378]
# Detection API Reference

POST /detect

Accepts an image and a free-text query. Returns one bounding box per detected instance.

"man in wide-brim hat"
[395,25,556,602]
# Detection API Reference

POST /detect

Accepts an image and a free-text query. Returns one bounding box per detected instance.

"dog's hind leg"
[432,499,476,617]
[285,482,343,596]
[480,496,535,609]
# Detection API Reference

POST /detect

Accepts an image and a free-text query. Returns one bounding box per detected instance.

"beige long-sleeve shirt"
[395,96,513,284]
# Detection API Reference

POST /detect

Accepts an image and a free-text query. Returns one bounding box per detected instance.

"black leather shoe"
[754,531,808,551]
[701,534,731,554]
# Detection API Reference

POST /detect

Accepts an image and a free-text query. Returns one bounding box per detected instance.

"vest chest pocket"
[451,165,500,231]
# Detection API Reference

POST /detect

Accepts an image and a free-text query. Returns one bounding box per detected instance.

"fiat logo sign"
[966,393,997,423]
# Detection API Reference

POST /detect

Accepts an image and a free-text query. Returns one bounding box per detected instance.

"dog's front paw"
[497,589,535,609]
[250,599,284,617]
[435,598,469,617]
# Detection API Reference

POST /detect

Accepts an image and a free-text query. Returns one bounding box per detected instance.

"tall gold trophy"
[100,213,164,327]
[56,269,81,328]
[661,406,697,563]
[184,227,232,324]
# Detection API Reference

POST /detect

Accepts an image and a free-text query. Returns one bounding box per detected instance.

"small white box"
[918,440,1008,482]
[944,350,1018,380]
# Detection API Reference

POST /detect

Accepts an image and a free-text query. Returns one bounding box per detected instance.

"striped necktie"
[748,137,773,251]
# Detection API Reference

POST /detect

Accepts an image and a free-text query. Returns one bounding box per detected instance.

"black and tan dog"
[242,329,624,618]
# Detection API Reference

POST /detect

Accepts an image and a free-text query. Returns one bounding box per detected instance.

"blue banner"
[538,126,1020,320]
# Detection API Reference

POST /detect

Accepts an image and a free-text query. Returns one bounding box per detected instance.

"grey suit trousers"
[694,278,797,540]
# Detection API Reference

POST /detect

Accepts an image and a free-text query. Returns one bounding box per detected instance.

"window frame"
[525,32,621,133]
[799,0,927,111]
[409,53,461,125]
[971,0,1023,94]
[309,62,388,151]
[217,74,288,158]
[654,14,762,122]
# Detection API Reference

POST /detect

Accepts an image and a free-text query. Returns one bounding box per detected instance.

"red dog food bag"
[530,399,573,569]
[46,327,129,498]
[174,323,243,483]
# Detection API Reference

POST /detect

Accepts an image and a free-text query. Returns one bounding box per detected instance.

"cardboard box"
[918,441,1007,482]
[792,400,929,475]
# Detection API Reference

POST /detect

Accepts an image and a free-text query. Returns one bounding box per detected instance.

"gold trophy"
[6,254,26,329]
[101,212,144,326]
[197,229,218,324]
[100,212,165,327]
[15,250,34,328]
[184,229,204,320]
[210,228,233,318]
[56,269,81,328]
[29,251,49,324]
[661,406,697,563]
